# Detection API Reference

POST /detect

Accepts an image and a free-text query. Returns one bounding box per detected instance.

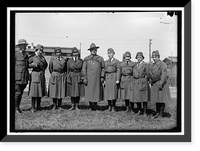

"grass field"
[15,91,177,131]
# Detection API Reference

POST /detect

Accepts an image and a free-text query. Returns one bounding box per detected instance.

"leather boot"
[52,98,57,110]
[88,101,92,111]
[152,103,160,118]
[106,100,112,111]
[57,99,62,110]
[112,100,117,112]
[159,103,165,117]
[125,99,130,112]
[143,102,147,117]
[135,103,141,115]
[36,97,41,111]
[31,97,36,113]
[93,102,97,111]
[15,98,22,113]
[69,97,75,110]
[130,102,135,113]
[75,97,80,111]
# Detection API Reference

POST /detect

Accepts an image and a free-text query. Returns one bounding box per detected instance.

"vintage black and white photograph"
[6,6,191,142]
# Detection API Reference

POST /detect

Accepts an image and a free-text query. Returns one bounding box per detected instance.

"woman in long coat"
[28,44,48,112]
[148,50,171,118]
[81,43,105,111]
[118,51,136,112]
[130,52,149,116]
[48,48,67,110]
[104,48,120,111]
[66,48,84,110]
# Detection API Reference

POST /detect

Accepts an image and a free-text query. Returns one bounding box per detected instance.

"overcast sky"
[15,12,177,62]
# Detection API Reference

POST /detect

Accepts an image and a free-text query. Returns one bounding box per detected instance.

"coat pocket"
[49,75,55,85]
[31,72,41,83]
[139,78,147,91]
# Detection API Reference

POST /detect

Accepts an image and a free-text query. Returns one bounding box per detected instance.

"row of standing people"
[15,39,171,119]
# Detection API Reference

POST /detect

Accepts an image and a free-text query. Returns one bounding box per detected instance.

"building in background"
[163,56,177,87]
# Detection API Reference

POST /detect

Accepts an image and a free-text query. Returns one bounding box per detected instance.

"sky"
[15,11,178,62]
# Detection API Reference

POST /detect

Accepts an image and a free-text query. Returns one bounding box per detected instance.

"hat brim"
[16,43,29,46]
[88,46,99,51]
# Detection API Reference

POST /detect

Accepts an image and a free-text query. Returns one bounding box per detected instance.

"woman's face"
[36,48,43,56]
[108,52,114,59]
[125,56,131,61]
[152,53,159,63]
[137,55,143,63]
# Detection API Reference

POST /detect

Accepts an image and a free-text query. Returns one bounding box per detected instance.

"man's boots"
[57,99,62,110]
[15,97,22,113]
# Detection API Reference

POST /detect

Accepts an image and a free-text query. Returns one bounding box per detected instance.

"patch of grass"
[15,92,177,131]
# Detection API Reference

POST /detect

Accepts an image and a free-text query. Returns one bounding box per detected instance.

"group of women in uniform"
[16,39,171,119]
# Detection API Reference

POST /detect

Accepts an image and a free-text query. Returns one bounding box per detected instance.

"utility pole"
[149,39,153,63]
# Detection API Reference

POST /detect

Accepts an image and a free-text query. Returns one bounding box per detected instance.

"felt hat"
[124,51,131,57]
[16,39,29,46]
[135,52,144,59]
[88,43,99,51]
[107,48,115,54]
[54,47,62,53]
[35,44,43,51]
[152,50,160,58]
[72,47,79,56]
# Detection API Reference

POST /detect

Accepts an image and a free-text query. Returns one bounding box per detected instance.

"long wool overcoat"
[148,60,171,103]
[48,56,67,99]
[15,50,29,85]
[104,58,120,100]
[130,61,149,103]
[82,54,105,102]
[66,57,84,97]
[118,60,135,100]
[28,54,48,97]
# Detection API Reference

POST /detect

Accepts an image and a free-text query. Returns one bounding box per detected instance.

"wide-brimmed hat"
[107,48,115,54]
[135,52,144,59]
[72,47,79,56]
[152,50,160,58]
[88,43,99,51]
[16,39,29,46]
[35,44,43,51]
[54,47,62,53]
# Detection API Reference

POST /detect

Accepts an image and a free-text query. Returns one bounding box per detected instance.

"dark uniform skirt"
[48,72,67,99]
[29,71,47,97]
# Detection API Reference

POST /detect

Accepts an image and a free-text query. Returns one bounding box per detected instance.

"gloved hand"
[31,62,38,67]
[83,79,88,86]
[116,80,120,84]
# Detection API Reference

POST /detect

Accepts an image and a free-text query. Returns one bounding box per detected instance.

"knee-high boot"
[112,100,117,111]
[69,97,75,110]
[106,100,112,111]
[143,102,147,117]
[31,97,36,112]
[36,97,41,111]
[75,97,80,110]
[136,102,142,115]
[57,99,62,110]
[52,98,57,110]
[125,99,130,112]
[159,103,165,117]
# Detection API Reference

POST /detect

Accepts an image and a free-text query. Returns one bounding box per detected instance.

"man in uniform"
[15,39,29,113]
[81,43,105,111]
